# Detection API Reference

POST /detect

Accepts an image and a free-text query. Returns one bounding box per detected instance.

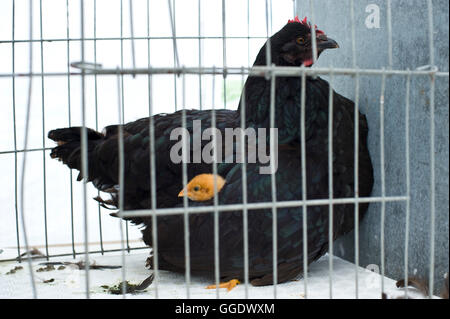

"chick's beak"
[178,189,185,197]
[317,36,339,50]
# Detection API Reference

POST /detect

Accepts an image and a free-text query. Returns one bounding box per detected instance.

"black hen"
[146,78,373,286]
[48,17,373,286]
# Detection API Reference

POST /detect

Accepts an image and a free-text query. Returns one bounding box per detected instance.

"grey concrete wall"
[295,0,449,293]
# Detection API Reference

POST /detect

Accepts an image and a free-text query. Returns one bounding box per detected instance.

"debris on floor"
[36,265,55,272]
[5,265,23,275]
[39,261,122,270]
[0,251,442,299]
[42,278,55,284]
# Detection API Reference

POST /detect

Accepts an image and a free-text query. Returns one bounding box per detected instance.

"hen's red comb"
[288,16,303,24]
[287,16,325,34]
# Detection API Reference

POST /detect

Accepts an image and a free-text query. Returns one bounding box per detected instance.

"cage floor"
[0,249,432,299]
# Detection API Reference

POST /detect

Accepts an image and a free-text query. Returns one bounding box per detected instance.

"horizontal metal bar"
[117,195,409,218]
[0,35,269,44]
[0,147,52,155]
[1,66,448,78]
[6,238,143,250]
[0,246,148,263]
[65,65,450,78]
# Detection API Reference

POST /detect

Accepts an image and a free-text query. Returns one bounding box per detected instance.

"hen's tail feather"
[93,194,145,225]
[93,195,117,210]
[48,127,107,185]
[48,127,101,170]
[49,127,149,227]
[48,127,104,143]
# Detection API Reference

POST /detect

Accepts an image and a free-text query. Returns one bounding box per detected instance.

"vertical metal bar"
[350,0,357,68]
[125,214,130,251]
[147,0,159,299]
[427,0,436,68]
[386,0,393,68]
[328,65,334,299]
[426,0,436,299]
[198,0,203,110]
[222,0,227,109]
[428,74,436,299]
[379,71,387,295]
[93,0,104,255]
[168,0,188,296]
[168,0,179,111]
[116,68,127,298]
[386,7,393,278]
[39,0,49,261]
[128,0,136,76]
[353,72,360,299]
[308,0,317,65]
[264,0,271,68]
[11,0,22,263]
[300,67,308,298]
[350,0,360,299]
[403,70,411,298]
[120,0,124,121]
[167,0,180,68]
[269,70,278,298]
[20,0,37,298]
[180,70,191,298]
[211,69,220,299]
[167,2,188,295]
[239,67,249,298]
[120,0,130,252]
[66,0,76,260]
[247,0,250,67]
[269,0,273,35]
[264,0,277,298]
[79,0,91,299]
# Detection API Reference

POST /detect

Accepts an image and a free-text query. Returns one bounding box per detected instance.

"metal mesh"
[0,0,447,299]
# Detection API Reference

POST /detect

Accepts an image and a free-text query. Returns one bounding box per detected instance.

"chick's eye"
[296,37,305,45]
[193,186,200,192]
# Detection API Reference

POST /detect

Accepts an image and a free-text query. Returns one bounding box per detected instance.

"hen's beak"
[317,36,339,50]
[178,189,185,197]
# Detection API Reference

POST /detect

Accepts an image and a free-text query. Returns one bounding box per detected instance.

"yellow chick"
[178,174,226,201]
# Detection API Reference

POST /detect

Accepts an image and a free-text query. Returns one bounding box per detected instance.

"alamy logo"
[169,120,278,174]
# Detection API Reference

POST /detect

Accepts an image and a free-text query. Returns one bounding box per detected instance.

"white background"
[0,0,295,255]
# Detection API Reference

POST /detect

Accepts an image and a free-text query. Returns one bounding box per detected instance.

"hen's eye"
[296,37,305,45]
[193,186,200,192]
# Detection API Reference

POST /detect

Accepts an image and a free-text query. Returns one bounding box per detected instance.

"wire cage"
[0,0,448,299]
